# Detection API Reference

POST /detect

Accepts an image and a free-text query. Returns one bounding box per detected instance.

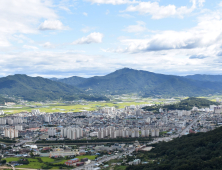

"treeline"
[143,97,219,112]
[36,137,152,144]
[0,138,16,143]
[126,126,222,170]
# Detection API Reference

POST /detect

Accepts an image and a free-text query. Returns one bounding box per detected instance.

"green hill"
[143,97,219,111]
[127,126,222,170]
[0,74,108,101]
[56,76,87,86]
[55,68,222,97]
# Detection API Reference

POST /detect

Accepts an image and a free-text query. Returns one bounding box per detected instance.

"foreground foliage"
[127,126,222,170]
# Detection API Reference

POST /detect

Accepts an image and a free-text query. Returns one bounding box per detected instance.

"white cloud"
[123,21,147,33]
[124,0,198,19]
[73,32,104,44]
[198,0,205,7]
[23,45,38,50]
[0,48,220,78]
[39,20,68,30]
[57,0,73,12]
[85,0,138,5]
[83,12,88,16]
[40,42,55,48]
[110,11,222,53]
[0,0,58,47]
[0,51,109,78]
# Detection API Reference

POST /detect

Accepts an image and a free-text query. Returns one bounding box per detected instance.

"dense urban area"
[0,96,221,170]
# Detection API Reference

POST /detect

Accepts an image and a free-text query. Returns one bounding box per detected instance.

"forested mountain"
[185,74,222,82]
[127,126,222,170]
[57,76,87,86]
[54,68,222,97]
[0,74,108,101]
[143,97,219,112]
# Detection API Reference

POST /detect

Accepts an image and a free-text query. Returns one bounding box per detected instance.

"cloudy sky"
[1,0,222,78]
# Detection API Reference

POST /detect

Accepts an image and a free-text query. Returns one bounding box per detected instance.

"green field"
[114,166,127,170]
[2,101,153,114]
[3,157,69,169]
[3,155,97,169]
[75,155,97,160]
[2,95,219,114]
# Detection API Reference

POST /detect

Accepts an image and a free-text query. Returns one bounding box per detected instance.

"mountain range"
[54,68,222,97]
[0,74,108,101]
[1,68,222,101]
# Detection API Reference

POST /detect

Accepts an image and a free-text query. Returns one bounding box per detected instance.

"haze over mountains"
[0,68,222,101]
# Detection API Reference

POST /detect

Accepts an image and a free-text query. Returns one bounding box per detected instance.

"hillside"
[0,74,108,101]
[185,74,222,82]
[143,97,219,111]
[55,68,222,97]
[0,96,15,105]
[127,126,222,170]
[57,76,87,86]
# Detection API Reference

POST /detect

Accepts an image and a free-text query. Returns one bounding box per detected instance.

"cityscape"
[1,0,222,169]
[0,96,221,169]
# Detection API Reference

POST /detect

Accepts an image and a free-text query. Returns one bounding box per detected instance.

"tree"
[30,150,34,158]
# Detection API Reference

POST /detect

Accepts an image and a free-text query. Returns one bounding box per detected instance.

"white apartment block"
[151,129,159,137]
[13,118,23,124]
[32,109,41,115]
[48,128,56,136]
[44,115,51,123]
[15,125,23,131]
[7,119,13,125]
[214,107,222,114]
[4,128,18,138]
[61,127,83,140]
[0,118,6,124]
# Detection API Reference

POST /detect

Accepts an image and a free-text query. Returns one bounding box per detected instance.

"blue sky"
[1,0,222,77]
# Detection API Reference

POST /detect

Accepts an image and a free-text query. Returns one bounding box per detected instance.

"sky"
[1,0,222,78]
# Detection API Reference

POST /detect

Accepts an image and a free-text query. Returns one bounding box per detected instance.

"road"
[14,140,32,147]
[69,114,207,170]
[148,113,206,144]
[179,113,206,136]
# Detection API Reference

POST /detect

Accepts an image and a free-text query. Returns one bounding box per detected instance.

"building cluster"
[4,128,18,138]
[60,127,84,140]
[0,101,221,142]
